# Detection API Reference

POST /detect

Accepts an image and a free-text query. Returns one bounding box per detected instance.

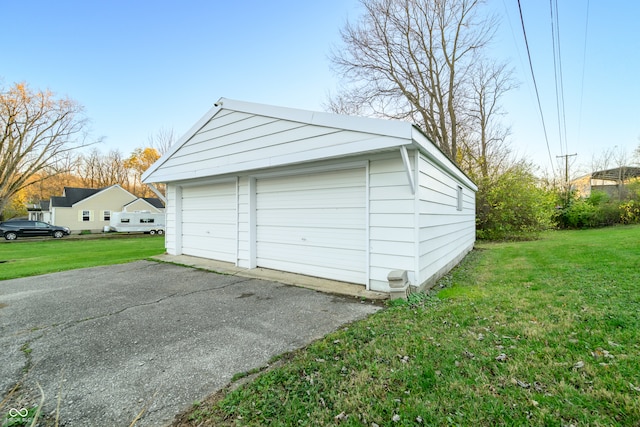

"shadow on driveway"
[0,261,381,426]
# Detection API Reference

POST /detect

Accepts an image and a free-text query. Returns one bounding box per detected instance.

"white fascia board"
[410,126,478,191]
[144,185,167,205]
[142,101,225,183]
[147,135,403,183]
[213,98,413,139]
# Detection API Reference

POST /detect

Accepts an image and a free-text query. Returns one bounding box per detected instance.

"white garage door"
[181,182,236,262]
[256,168,366,284]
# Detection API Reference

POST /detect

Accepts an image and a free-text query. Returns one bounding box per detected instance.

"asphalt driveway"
[0,261,381,426]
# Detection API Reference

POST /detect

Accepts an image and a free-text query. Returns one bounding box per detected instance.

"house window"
[140,218,155,224]
[456,186,463,211]
[103,210,111,221]
[120,218,130,223]
[82,210,91,221]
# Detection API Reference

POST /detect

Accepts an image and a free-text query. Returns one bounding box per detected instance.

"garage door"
[256,168,366,284]
[181,182,236,262]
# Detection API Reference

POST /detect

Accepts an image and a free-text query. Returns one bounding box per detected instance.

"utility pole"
[556,153,578,183]
[557,153,577,204]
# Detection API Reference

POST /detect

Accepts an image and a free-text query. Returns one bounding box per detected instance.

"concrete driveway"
[0,261,381,426]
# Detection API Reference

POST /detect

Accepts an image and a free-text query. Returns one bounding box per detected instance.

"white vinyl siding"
[255,168,367,284]
[368,152,417,290]
[181,182,236,262]
[164,185,178,254]
[236,176,250,268]
[149,110,402,182]
[418,154,475,286]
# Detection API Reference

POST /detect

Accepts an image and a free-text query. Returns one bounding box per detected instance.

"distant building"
[571,166,640,199]
[27,185,165,233]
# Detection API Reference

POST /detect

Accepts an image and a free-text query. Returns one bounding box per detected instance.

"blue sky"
[3,1,639,179]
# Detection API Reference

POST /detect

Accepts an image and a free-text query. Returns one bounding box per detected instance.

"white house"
[142,98,476,293]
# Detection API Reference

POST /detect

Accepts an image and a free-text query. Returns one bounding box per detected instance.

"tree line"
[2,146,165,220]
[0,81,171,220]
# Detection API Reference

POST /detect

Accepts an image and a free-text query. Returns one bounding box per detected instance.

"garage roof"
[142,98,475,190]
[591,166,640,181]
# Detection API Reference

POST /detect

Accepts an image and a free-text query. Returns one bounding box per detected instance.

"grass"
[0,235,166,280]
[173,225,640,426]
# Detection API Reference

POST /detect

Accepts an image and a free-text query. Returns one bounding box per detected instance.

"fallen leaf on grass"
[573,361,585,370]
[495,353,508,362]
[630,383,640,392]
[335,411,346,421]
[392,414,401,422]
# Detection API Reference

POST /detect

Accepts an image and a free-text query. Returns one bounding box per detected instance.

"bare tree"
[76,148,129,189]
[147,127,175,155]
[589,146,629,174]
[329,0,503,163]
[0,82,92,217]
[460,60,516,180]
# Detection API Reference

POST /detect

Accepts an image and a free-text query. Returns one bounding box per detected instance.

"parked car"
[0,220,71,240]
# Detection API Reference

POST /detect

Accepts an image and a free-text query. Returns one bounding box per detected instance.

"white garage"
[256,168,367,284]
[181,182,236,262]
[143,98,477,293]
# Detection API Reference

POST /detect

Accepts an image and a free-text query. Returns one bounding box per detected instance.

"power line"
[550,0,568,157]
[577,0,591,146]
[516,0,556,176]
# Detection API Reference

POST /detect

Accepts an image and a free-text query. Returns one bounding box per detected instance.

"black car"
[0,220,71,240]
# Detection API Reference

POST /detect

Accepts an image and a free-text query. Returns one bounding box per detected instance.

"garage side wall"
[164,184,179,255]
[417,153,476,289]
[368,152,417,291]
[237,176,251,268]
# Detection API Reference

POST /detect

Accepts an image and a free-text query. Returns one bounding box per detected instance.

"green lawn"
[0,235,166,280]
[176,225,640,426]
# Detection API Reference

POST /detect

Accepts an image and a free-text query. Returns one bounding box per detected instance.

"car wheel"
[149,230,156,235]
[4,232,17,241]
[157,229,164,235]
[53,231,64,238]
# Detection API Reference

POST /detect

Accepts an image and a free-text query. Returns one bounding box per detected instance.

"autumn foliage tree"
[0,82,91,218]
[125,147,161,197]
